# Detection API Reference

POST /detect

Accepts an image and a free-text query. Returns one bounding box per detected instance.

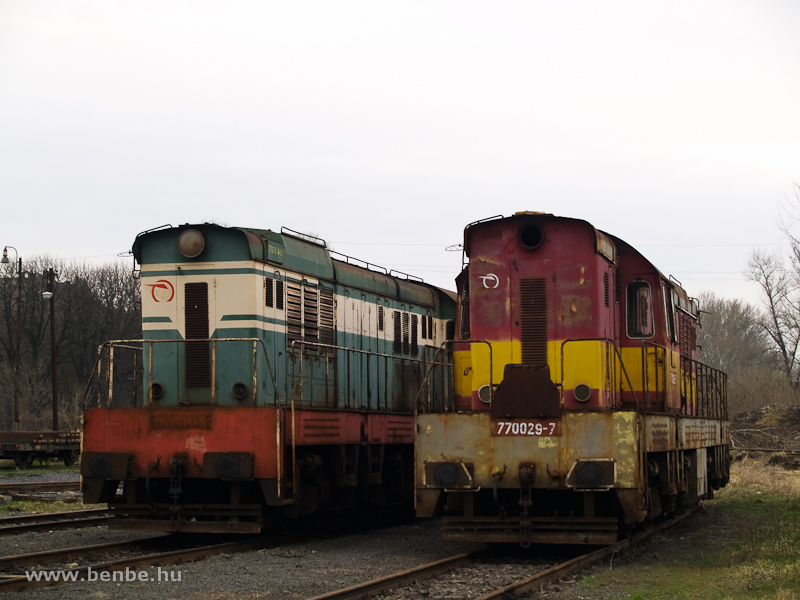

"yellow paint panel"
[416,412,641,489]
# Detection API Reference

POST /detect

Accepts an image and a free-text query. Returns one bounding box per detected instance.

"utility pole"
[45,268,58,432]
[2,247,22,429]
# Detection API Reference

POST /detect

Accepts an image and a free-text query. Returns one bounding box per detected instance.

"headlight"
[574,384,592,402]
[478,385,492,404]
[178,229,205,258]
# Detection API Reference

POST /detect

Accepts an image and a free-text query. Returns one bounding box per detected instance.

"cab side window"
[626,280,654,338]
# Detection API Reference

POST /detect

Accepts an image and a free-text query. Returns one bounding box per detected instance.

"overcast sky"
[1,1,799,306]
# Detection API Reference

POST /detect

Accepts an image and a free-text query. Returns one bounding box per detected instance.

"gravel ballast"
[8,518,483,600]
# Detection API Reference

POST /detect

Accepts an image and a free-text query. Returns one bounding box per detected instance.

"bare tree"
[0,257,141,431]
[746,250,800,384]
[697,291,794,413]
[698,292,771,372]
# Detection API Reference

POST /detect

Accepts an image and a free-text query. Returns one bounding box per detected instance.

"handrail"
[679,355,728,419]
[411,340,492,414]
[560,338,639,413]
[642,341,668,412]
[93,337,280,407]
[289,339,455,409]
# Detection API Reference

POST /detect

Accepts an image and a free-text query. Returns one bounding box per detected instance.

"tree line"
[0,257,141,431]
[699,184,800,414]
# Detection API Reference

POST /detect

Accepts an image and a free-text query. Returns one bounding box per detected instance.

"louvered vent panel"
[378,306,384,331]
[411,314,419,355]
[393,311,402,354]
[604,272,610,307]
[319,289,335,345]
[276,281,284,310]
[286,284,302,342]
[520,278,548,366]
[265,278,274,308]
[184,282,211,387]
[402,312,410,355]
[304,286,319,341]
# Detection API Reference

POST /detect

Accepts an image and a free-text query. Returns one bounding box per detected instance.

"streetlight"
[1,246,22,429]
[43,268,58,432]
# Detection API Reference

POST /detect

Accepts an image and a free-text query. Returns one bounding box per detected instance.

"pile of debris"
[729,404,800,468]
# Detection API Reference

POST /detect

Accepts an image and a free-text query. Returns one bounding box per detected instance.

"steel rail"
[308,509,698,600]
[0,537,272,592]
[0,481,80,494]
[0,509,111,536]
[308,551,482,600]
[474,509,697,600]
[0,535,169,570]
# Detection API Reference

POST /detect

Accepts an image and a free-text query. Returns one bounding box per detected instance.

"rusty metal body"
[415,213,730,545]
[82,224,455,532]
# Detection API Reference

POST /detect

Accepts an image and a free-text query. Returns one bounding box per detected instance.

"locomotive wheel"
[13,455,34,469]
[61,450,79,467]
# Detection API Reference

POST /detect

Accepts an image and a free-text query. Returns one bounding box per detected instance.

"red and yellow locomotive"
[415,213,729,545]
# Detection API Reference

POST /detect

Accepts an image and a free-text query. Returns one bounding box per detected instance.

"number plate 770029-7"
[492,420,560,436]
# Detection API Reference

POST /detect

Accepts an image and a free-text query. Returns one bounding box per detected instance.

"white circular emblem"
[479,274,500,289]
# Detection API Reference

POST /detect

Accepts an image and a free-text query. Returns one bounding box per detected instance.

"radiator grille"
[184,282,211,387]
[520,278,547,366]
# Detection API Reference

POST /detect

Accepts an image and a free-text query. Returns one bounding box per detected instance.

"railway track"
[0,535,168,570]
[0,508,111,536]
[0,480,80,495]
[0,535,274,592]
[309,510,698,600]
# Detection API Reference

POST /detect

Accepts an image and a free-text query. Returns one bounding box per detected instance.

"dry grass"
[728,458,800,498]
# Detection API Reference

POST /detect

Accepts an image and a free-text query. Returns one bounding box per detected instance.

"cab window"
[626,280,654,338]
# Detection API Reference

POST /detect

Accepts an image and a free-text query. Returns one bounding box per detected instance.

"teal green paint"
[220,314,285,326]
[143,316,172,323]
[134,226,253,264]
[143,330,183,340]
[141,267,259,278]
[276,234,333,279]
